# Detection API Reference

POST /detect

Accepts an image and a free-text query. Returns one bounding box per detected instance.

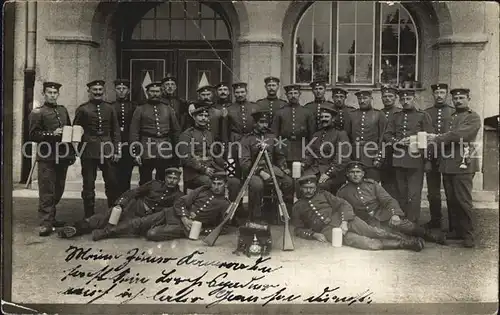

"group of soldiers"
[29,75,481,250]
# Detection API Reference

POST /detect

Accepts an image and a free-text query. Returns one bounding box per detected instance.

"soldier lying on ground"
[292,174,425,252]
[337,161,446,244]
[57,168,184,241]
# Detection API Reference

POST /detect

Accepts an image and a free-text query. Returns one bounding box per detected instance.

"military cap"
[332,87,348,96]
[145,82,162,90]
[319,105,338,115]
[309,80,327,88]
[431,83,449,91]
[284,84,301,93]
[264,76,280,84]
[190,101,210,115]
[86,80,105,88]
[197,85,214,93]
[215,82,230,89]
[381,84,398,95]
[43,81,62,90]
[211,171,228,181]
[165,167,182,176]
[345,161,366,172]
[232,82,248,90]
[398,89,415,97]
[298,174,318,185]
[450,88,470,96]
[113,79,130,88]
[161,75,177,84]
[354,90,372,97]
[251,108,271,121]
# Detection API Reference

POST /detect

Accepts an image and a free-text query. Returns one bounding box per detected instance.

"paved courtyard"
[7,197,499,311]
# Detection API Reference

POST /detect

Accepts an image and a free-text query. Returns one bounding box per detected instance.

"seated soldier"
[145,171,232,241]
[240,109,294,222]
[302,106,351,195]
[178,101,240,201]
[337,161,447,244]
[292,174,425,251]
[57,168,184,241]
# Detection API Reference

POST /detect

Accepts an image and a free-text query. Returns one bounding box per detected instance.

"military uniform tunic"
[379,106,402,198]
[333,104,356,130]
[304,99,335,129]
[161,96,188,129]
[256,97,288,123]
[226,101,259,142]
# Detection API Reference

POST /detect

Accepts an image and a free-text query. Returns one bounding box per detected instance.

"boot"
[57,220,90,239]
[425,199,442,229]
[92,222,135,241]
[83,199,95,219]
[423,229,447,245]
[400,237,425,252]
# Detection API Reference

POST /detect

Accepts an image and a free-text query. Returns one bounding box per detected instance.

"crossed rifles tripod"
[203,143,295,251]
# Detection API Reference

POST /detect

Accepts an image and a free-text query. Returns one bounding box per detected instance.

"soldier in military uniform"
[428,88,481,247]
[271,84,316,168]
[337,161,446,244]
[160,75,188,130]
[57,167,184,241]
[383,89,434,223]
[110,79,137,194]
[304,80,336,129]
[423,83,455,229]
[345,90,387,181]
[214,82,232,160]
[74,80,121,218]
[331,87,356,130]
[28,82,76,236]
[302,106,350,194]
[226,82,259,178]
[375,85,401,199]
[187,85,224,144]
[292,174,424,251]
[240,109,294,221]
[255,76,288,122]
[129,82,181,185]
[145,171,232,241]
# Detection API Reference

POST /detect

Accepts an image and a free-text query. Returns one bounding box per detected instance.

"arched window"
[294,1,418,86]
[130,1,230,41]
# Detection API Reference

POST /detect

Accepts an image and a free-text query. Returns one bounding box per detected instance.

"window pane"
[400,24,417,54]
[216,20,229,40]
[314,2,331,25]
[338,1,355,24]
[201,3,214,18]
[143,7,155,19]
[296,9,313,54]
[381,4,399,24]
[380,55,398,84]
[338,25,356,54]
[140,20,155,40]
[295,55,312,83]
[156,20,170,40]
[356,25,373,54]
[171,20,185,40]
[356,2,374,24]
[313,25,330,53]
[399,6,412,24]
[170,2,184,18]
[155,3,169,18]
[381,25,399,54]
[131,24,141,40]
[337,55,354,83]
[399,55,417,82]
[313,55,330,81]
[185,19,201,40]
[186,2,199,18]
[355,55,372,83]
[200,20,215,40]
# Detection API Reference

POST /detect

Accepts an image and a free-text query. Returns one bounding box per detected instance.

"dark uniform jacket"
[302,126,350,178]
[174,186,230,227]
[256,97,288,123]
[129,102,181,160]
[184,105,225,142]
[161,96,188,130]
[380,106,402,165]
[337,178,404,223]
[214,99,232,144]
[435,108,481,174]
[333,104,356,130]
[271,103,316,161]
[383,107,434,169]
[178,125,225,182]
[345,107,387,167]
[115,180,183,214]
[73,101,121,159]
[292,190,355,239]
[304,99,335,129]
[240,129,288,178]
[226,101,259,142]
[29,103,75,161]
[424,103,455,163]
[110,100,137,153]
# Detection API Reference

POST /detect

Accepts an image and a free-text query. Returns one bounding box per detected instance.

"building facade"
[5,1,499,191]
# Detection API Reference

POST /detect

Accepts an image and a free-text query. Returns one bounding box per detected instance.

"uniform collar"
[434,102,447,108]
[314,98,326,103]
[267,96,278,100]
[44,102,57,107]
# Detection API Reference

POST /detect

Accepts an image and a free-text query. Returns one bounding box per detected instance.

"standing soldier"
[214,82,232,110]
[302,106,350,194]
[272,84,316,168]
[74,80,121,218]
[29,82,75,236]
[255,76,288,122]
[345,90,387,181]
[304,80,335,129]
[240,109,294,222]
[376,85,401,198]
[423,83,455,229]
[160,75,188,130]
[226,82,258,178]
[129,82,181,185]
[383,89,434,223]
[428,88,481,247]
[187,85,224,144]
[110,79,137,194]
[331,87,356,130]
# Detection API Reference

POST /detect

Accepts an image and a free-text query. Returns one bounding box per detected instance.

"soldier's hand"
[181,217,193,231]
[259,170,271,181]
[53,128,63,136]
[340,221,349,235]
[398,137,410,146]
[319,173,330,184]
[373,160,382,168]
[205,167,215,176]
[312,232,327,243]
[283,168,291,175]
[135,156,142,166]
[389,215,401,226]
[112,154,121,163]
